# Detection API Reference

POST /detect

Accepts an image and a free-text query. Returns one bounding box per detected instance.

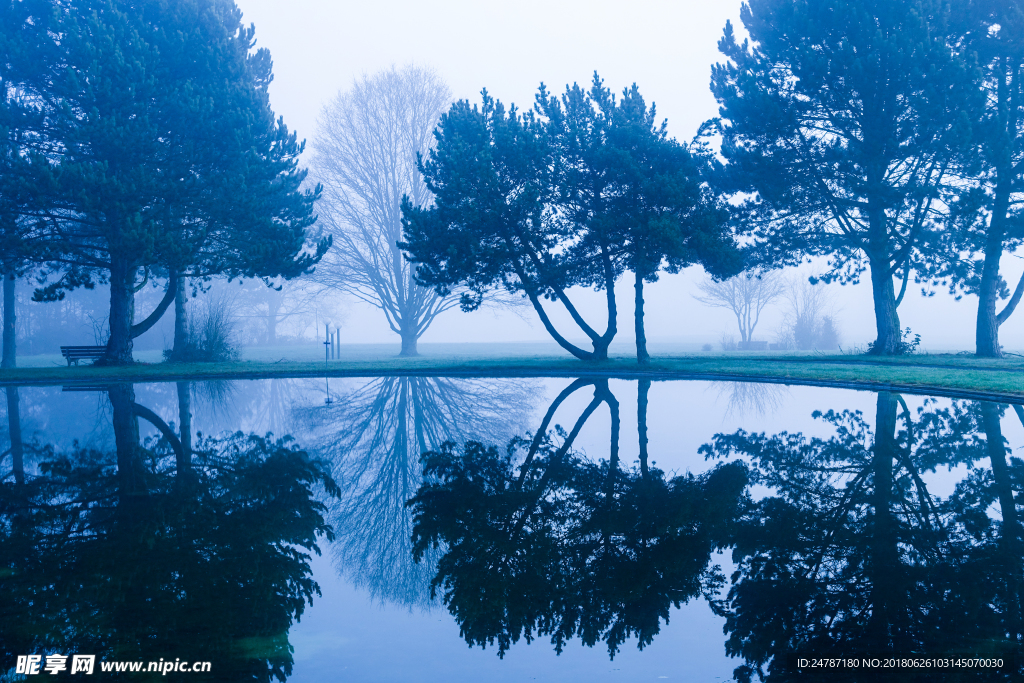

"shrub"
[867,327,920,355]
[164,296,239,362]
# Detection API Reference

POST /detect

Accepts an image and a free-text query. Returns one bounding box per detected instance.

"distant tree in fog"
[694,271,784,344]
[230,278,325,347]
[311,65,455,357]
[778,278,839,351]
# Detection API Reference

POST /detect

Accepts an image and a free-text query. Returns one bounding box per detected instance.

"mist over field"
[7,3,1024,680]
[223,0,1022,353]
[7,0,1020,363]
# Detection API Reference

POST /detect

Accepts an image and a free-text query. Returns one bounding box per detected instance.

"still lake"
[2,377,1021,681]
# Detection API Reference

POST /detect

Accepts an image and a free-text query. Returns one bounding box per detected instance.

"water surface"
[2,377,1021,681]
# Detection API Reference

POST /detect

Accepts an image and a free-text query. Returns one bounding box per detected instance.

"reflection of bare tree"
[301,376,536,607]
[710,381,789,418]
[222,378,301,437]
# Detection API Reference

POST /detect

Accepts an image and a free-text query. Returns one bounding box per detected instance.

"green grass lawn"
[3,344,1023,401]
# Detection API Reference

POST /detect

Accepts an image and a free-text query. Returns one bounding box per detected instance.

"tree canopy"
[710,0,976,354]
[312,65,455,357]
[2,0,326,364]
[402,75,739,362]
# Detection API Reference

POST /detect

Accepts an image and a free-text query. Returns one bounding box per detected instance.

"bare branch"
[310,65,453,353]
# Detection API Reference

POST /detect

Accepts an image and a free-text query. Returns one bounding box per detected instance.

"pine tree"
[403,75,740,363]
[0,0,61,368]
[925,2,1024,357]
[31,0,325,364]
[559,77,740,364]
[710,0,974,354]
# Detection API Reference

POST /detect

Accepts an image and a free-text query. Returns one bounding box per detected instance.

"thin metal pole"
[324,323,333,404]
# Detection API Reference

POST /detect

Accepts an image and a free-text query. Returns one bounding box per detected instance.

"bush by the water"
[164,297,239,362]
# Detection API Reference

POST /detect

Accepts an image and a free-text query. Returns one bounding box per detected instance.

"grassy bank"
[2,352,1023,401]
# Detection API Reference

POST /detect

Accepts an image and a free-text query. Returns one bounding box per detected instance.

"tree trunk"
[399,326,418,357]
[520,378,593,478]
[109,384,144,495]
[976,245,1002,358]
[981,403,1019,542]
[176,381,192,482]
[266,294,280,345]
[634,272,649,364]
[869,391,899,649]
[596,380,620,500]
[6,386,23,485]
[980,401,1022,642]
[129,271,177,339]
[867,254,901,355]
[173,273,187,358]
[977,171,1012,357]
[593,256,618,361]
[523,289,595,360]
[106,258,136,365]
[637,379,650,478]
[2,271,15,369]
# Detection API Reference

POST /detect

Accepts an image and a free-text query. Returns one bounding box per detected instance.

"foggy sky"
[233,0,1024,352]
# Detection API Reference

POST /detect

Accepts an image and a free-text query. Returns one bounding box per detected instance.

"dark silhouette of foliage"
[701,394,1024,682]
[0,386,338,682]
[710,0,976,355]
[408,379,748,657]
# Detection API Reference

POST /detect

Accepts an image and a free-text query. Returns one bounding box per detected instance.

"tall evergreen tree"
[557,78,740,364]
[32,0,324,365]
[710,0,974,354]
[0,0,60,368]
[928,2,1024,357]
[401,87,623,361]
[403,76,739,362]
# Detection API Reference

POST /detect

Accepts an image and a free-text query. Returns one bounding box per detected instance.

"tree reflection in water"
[299,376,535,608]
[0,383,337,682]
[702,394,1024,682]
[408,379,748,657]
[710,381,790,418]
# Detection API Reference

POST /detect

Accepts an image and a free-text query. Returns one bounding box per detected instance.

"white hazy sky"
[233,0,1024,351]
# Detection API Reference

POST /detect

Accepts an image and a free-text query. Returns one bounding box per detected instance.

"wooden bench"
[60,346,107,366]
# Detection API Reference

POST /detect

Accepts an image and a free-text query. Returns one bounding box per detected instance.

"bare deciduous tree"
[296,376,536,607]
[312,65,455,356]
[778,277,840,351]
[694,271,785,343]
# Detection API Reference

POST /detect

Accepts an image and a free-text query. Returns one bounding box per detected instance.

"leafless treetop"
[311,65,455,352]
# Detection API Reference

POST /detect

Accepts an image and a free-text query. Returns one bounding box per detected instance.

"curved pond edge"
[1,355,1022,402]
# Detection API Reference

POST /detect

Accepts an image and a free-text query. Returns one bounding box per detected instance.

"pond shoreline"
[1,354,1022,401]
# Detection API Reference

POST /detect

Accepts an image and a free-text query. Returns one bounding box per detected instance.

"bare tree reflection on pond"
[408,379,748,657]
[709,381,790,418]
[701,394,1024,682]
[0,384,337,682]
[298,376,536,608]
